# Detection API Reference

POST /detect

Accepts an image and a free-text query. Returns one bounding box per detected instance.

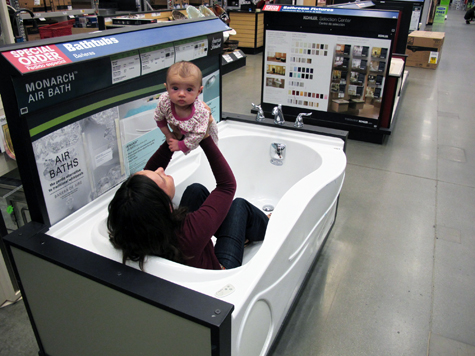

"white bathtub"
[48,119,346,356]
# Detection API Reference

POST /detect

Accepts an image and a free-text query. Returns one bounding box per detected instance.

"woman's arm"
[143,140,174,171]
[180,136,236,254]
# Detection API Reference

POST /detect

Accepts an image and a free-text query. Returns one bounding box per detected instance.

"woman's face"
[136,167,175,199]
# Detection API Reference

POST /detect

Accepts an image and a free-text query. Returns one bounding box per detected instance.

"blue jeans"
[179,183,269,269]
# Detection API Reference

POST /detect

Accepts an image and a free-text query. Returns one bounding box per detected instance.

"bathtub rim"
[221,112,349,152]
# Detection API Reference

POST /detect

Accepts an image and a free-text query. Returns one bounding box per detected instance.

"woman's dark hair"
[107,174,187,270]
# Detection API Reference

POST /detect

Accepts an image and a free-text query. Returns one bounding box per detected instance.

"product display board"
[261,5,399,129]
[0,18,228,226]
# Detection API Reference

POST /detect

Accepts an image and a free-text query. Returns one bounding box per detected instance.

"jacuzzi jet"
[262,205,274,212]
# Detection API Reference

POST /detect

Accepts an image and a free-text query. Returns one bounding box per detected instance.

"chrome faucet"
[270,143,286,166]
[252,103,265,122]
[294,112,312,128]
[272,104,285,125]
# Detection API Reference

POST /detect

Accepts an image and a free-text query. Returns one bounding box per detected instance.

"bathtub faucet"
[294,112,312,128]
[272,104,285,125]
[252,103,265,122]
[270,143,286,166]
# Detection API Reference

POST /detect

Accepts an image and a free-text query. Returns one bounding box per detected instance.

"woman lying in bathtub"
[107,121,268,270]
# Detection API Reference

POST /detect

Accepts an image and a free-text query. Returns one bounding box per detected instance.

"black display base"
[239,47,263,54]
[300,120,391,144]
[250,108,392,144]
[348,129,389,144]
[221,50,247,74]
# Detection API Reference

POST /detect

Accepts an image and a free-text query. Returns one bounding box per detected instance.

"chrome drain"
[262,205,274,212]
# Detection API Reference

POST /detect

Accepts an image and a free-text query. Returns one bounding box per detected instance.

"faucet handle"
[252,103,265,122]
[272,104,285,125]
[294,112,312,128]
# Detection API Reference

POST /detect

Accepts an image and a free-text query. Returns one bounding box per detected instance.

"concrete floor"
[1,8,475,356]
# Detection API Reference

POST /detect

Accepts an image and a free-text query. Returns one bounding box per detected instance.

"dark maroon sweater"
[144,137,236,270]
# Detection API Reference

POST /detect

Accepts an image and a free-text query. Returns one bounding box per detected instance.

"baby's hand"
[168,138,180,152]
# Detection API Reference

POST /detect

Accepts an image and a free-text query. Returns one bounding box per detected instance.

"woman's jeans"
[179,183,269,269]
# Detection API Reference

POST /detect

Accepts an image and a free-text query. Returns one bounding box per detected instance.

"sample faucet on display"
[272,104,285,125]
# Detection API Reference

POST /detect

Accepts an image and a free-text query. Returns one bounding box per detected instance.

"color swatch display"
[263,29,392,121]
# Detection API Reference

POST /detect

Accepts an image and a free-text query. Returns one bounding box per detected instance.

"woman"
[107,122,268,270]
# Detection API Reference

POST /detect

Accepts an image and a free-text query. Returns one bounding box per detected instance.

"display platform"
[0,17,234,355]
[222,49,246,74]
[256,5,409,144]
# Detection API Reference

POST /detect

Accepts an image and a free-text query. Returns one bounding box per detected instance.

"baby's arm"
[181,130,205,153]
[158,124,174,142]
[179,106,211,152]
[154,94,181,143]
[156,112,182,143]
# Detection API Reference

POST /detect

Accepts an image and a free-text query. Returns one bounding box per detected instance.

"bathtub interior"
[168,134,323,215]
[48,120,344,288]
[93,210,263,267]
[86,132,324,277]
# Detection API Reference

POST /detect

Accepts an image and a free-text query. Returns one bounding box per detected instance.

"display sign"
[2,45,73,73]
[261,6,399,129]
[0,18,226,226]
[12,58,111,115]
[2,19,228,74]
[433,6,447,23]
[263,4,399,18]
[264,31,391,124]
[140,44,175,75]
[7,34,223,116]
[27,56,220,224]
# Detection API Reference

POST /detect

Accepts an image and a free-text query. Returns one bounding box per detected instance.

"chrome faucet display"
[270,142,286,166]
[294,112,312,128]
[272,104,285,125]
[252,103,265,122]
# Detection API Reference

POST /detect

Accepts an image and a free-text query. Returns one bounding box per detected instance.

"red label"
[2,45,73,73]
[263,4,281,11]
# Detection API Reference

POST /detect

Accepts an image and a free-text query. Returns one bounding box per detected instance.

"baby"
[154,61,218,154]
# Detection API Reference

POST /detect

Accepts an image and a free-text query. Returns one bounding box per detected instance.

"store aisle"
[223,8,475,356]
[1,8,474,356]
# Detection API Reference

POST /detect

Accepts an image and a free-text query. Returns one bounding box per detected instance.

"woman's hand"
[169,123,183,140]
[202,102,213,139]
[203,102,211,112]
[204,115,214,139]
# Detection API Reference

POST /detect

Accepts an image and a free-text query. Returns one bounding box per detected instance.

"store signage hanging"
[2,18,228,74]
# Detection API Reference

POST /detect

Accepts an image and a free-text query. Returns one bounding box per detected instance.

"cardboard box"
[405,31,445,69]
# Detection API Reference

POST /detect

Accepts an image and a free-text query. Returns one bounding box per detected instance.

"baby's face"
[166,71,202,109]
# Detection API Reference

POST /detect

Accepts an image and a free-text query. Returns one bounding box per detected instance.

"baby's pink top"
[154,92,216,154]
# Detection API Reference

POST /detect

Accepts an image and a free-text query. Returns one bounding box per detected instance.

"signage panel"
[262,6,399,128]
